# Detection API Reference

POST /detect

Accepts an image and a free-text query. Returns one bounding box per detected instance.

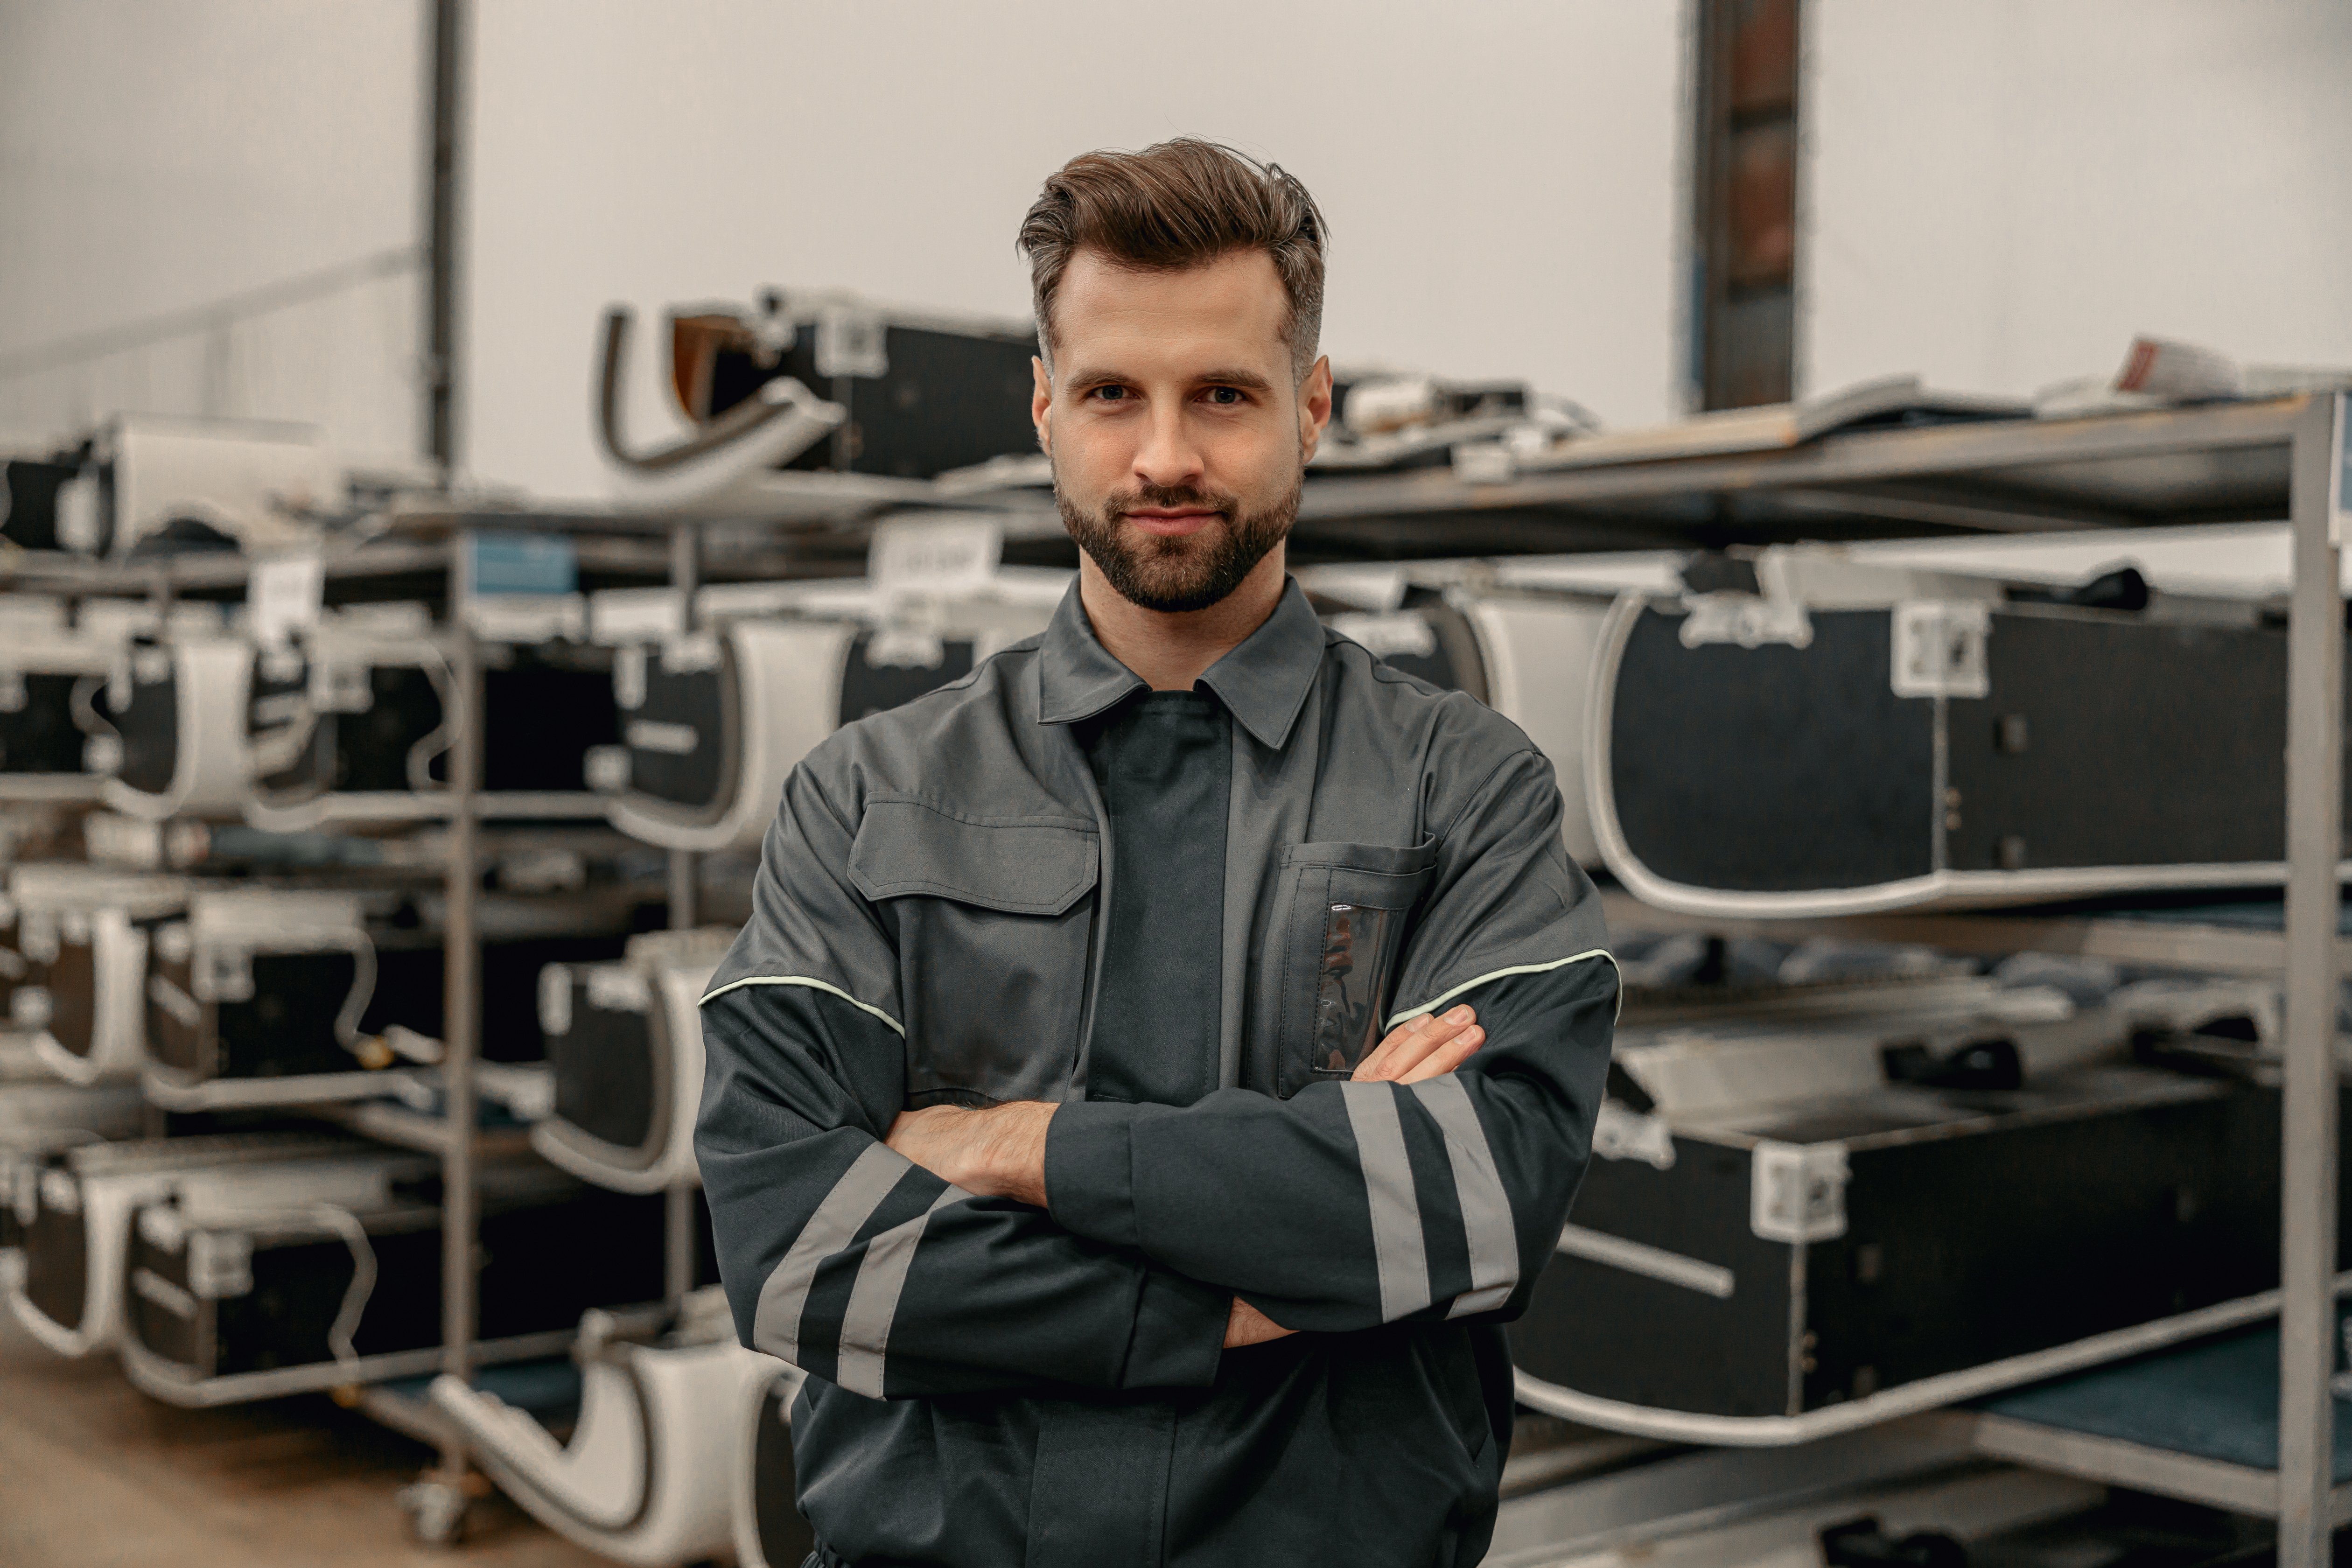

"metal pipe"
[664,1183,697,1310]
[438,532,484,1480]
[424,0,462,476]
[665,520,703,1310]
[2277,391,2344,1568]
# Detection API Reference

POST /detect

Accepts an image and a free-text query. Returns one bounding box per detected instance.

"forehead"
[1050,247,1288,378]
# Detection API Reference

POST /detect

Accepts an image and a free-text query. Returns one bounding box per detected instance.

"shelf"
[3,397,2316,602]
[1965,1315,2352,1524]
[1600,889,2343,976]
[313,1100,537,1159]
[1287,397,2310,560]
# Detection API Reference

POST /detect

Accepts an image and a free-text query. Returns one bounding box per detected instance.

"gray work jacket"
[698,578,1617,1568]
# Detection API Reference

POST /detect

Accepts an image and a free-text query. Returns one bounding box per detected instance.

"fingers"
[1349,1013,1431,1081]
[1352,1005,1480,1083]
[1395,1022,1485,1086]
[1223,1296,1297,1349]
[1355,1009,1465,1081]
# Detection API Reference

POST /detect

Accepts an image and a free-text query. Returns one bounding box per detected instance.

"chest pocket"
[849,796,1098,1108]
[1275,839,1438,1099]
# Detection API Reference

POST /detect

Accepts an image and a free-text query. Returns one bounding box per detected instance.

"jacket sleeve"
[1043,745,1617,1333]
[695,763,1230,1400]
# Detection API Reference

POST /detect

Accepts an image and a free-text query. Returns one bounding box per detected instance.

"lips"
[1120,509,1223,539]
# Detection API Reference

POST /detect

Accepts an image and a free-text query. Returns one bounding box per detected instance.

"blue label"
[465,531,577,597]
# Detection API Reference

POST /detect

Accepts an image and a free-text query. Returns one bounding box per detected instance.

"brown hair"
[1018,138,1328,380]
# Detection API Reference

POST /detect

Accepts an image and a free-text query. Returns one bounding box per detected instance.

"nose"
[1133,400,1205,491]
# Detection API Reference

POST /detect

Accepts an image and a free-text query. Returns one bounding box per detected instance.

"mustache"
[1103,484,1238,522]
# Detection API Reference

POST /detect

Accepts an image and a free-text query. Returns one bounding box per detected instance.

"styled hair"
[1017,138,1327,381]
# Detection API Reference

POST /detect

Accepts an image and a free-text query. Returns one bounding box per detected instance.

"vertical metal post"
[664,522,702,1309]
[439,532,484,1477]
[2279,392,2344,1568]
[140,570,176,1142]
[424,0,463,475]
[665,524,703,934]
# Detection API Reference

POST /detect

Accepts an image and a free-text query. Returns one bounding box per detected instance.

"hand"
[1351,1005,1483,1085]
[885,1101,1056,1206]
[1225,1295,1295,1349]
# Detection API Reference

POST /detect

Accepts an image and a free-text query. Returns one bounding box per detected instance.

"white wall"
[0,0,426,461]
[12,1,2347,517]
[463,0,1690,497]
[1801,0,2352,402]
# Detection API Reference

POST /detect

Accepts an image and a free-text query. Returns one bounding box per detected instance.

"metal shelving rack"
[7,392,2339,1556]
[0,520,781,1537]
[1338,392,2342,1565]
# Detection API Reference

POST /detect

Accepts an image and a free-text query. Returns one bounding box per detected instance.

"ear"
[1030,355,1053,455]
[1297,355,1335,463]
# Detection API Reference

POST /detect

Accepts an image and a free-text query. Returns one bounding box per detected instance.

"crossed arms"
[882,1005,1492,1348]
[694,749,1616,1401]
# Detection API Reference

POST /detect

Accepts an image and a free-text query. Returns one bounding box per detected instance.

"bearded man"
[698,138,1617,1568]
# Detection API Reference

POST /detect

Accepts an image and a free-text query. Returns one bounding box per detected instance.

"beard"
[1057,477,1301,614]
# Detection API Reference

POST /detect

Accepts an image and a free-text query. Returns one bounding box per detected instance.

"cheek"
[1198,418,1300,497]
[1051,412,1135,490]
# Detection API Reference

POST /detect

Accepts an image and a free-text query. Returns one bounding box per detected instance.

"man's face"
[1033,248,1333,613]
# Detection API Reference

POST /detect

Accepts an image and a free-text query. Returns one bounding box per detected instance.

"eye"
[1204,386,1246,406]
[1087,385,1130,403]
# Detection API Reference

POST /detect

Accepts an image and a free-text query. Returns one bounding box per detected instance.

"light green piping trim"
[700,975,907,1038]
[1385,949,1621,1031]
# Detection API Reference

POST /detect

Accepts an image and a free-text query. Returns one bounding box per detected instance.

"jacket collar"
[1036,576,1326,751]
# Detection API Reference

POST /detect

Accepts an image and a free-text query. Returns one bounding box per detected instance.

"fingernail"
[1445,1006,1475,1024]
[1462,1027,1484,1044]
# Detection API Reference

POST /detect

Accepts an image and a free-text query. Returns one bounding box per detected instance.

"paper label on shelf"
[248,550,325,650]
[1889,600,1991,700]
[462,531,578,598]
[869,515,1002,596]
[1750,1140,1849,1243]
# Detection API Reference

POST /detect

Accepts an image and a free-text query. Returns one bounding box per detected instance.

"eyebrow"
[1194,367,1276,392]
[1061,364,1278,393]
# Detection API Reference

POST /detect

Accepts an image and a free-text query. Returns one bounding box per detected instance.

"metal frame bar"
[436,532,483,1486]
[424,0,462,473]
[663,522,704,1311]
[2278,392,2344,1567]
[1597,890,2347,978]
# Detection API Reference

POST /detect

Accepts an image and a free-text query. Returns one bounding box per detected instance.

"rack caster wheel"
[398,1475,476,1547]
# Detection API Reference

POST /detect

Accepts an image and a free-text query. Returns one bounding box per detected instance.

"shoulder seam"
[1435,745,1551,845]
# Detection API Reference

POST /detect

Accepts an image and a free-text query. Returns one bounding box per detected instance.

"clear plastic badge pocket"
[1274,840,1437,1099]
[1310,902,1395,1078]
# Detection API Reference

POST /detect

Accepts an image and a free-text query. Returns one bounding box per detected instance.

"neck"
[1078,546,1289,692]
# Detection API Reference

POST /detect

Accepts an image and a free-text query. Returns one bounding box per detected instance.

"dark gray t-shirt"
[1076,688,1232,1107]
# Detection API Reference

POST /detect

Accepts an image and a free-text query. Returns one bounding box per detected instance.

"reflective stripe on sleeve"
[752,1142,909,1360]
[833,1187,963,1399]
[1413,1075,1519,1317]
[1339,1080,1432,1322]
[700,974,907,1037]
[1384,948,1621,1030]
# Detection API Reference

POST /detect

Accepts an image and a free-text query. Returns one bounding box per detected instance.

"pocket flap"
[1280,837,1439,907]
[849,797,1099,916]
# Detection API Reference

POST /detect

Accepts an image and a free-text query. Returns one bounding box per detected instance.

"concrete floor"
[0,1311,608,1568]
